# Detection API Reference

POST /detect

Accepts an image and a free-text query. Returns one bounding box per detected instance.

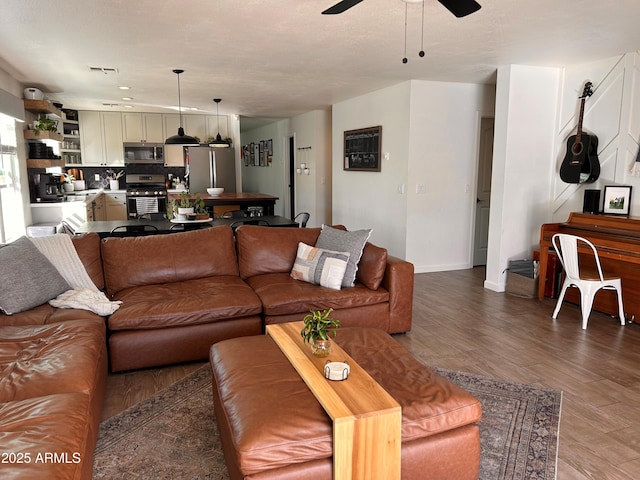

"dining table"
[73,215,299,238]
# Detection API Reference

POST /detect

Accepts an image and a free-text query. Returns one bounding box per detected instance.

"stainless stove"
[125,174,168,218]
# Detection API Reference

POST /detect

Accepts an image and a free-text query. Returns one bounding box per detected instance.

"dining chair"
[293,212,310,228]
[551,233,625,329]
[230,219,270,229]
[110,224,159,236]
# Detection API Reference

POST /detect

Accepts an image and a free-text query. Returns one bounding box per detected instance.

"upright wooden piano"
[539,212,640,322]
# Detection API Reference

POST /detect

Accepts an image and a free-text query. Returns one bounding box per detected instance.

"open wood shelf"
[27,158,65,169]
[23,99,62,117]
[23,130,63,142]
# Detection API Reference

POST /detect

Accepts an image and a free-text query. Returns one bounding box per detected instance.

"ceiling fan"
[322,0,481,17]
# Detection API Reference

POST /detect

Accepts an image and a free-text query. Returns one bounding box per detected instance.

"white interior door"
[473,117,494,266]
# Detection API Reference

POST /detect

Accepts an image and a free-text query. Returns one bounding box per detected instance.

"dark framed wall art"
[343,126,382,171]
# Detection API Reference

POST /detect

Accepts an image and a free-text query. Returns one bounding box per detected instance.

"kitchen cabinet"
[79,111,103,166]
[122,113,164,143]
[79,111,124,166]
[104,192,127,221]
[86,194,105,221]
[102,112,124,166]
[164,145,185,167]
[61,114,82,166]
[184,115,206,142]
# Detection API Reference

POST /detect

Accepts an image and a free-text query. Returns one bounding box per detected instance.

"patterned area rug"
[93,365,561,480]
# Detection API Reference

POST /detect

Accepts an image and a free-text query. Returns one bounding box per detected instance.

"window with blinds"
[0,112,24,243]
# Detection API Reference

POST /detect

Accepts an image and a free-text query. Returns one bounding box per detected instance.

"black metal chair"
[294,212,310,228]
[109,224,159,236]
[169,222,212,232]
[229,219,270,230]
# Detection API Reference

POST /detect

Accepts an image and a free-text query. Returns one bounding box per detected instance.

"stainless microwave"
[123,142,164,164]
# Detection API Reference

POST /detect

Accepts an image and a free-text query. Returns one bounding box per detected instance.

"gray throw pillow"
[315,225,372,288]
[0,236,70,315]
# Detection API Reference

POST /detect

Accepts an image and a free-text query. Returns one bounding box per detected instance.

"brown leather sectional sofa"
[0,234,107,480]
[101,225,414,372]
[2,225,413,371]
[0,225,414,479]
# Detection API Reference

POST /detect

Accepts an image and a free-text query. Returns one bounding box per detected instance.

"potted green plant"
[168,192,208,220]
[32,115,58,136]
[300,308,341,357]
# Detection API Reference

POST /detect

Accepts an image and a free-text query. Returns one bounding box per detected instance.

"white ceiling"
[1,0,640,130]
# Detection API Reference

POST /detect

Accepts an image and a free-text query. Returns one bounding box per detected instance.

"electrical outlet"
[94,174,100,181]
[397,184,405,194]
[416,184,426,194]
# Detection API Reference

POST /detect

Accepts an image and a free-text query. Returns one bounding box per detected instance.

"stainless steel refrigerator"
[186,146,236,194]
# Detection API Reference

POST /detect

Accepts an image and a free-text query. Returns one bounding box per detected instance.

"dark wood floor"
[102,268,640,479]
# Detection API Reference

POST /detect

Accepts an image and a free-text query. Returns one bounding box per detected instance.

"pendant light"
[209,98,231,148]
[165,69,199,145]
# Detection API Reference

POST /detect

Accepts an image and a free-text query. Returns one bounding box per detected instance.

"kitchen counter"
[31,189,103,207]
[31,189,128,207]
[171,192,279,216]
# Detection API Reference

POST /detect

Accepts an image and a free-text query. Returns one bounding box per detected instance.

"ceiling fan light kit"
[165,69,200,146]
[323,0,481,62]
[323,0,480,16]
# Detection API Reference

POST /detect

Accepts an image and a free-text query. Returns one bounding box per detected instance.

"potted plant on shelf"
[300,308,341,357]
[168,192,208,220]
[32,115,59,136]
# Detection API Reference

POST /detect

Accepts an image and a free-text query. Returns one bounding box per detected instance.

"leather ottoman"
[209,327,482,480]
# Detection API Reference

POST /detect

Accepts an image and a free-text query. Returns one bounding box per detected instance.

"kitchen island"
[173,192,279,216]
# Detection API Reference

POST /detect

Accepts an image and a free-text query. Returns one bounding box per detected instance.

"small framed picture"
[603,185,632,215]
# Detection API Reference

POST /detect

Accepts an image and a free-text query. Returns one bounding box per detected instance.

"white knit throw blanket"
[29,234,121,316]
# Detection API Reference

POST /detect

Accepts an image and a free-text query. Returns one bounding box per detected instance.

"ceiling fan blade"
[437,0,481,18]
[322,0,365,15]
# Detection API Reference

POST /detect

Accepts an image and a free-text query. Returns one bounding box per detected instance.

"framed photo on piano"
[603,185,632,215]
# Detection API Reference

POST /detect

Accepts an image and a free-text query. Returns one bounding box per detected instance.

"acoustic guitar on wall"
[559,82,600,184]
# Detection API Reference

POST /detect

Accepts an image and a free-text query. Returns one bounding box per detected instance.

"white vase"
[109,179,119,190]
[63,183,74,192]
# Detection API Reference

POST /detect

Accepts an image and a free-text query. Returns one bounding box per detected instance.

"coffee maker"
[36,173,64,202]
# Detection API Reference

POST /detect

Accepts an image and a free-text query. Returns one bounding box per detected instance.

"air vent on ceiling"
[89,67,119,74]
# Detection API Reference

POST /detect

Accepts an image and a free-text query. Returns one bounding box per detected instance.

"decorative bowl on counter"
[207,187,224,196]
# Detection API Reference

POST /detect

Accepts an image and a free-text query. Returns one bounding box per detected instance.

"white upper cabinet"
[122,113,164,143]
[162,114,181,142]
[79,111,124,166]
[102,112,124,166]
[183,115,206,143]
[79,111,103,166]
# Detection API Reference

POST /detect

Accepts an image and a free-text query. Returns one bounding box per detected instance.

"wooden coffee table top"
[266,321,401,480]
